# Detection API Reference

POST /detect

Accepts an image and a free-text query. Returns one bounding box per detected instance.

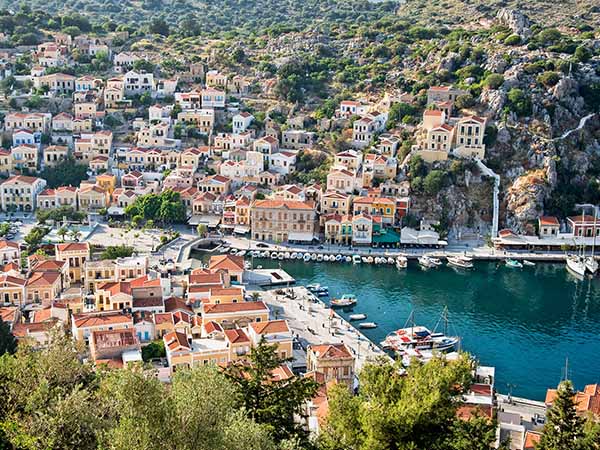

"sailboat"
[585,210,598,275]
[567,210,590,278]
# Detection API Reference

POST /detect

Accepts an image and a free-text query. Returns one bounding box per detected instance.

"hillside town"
[0,3,599,450]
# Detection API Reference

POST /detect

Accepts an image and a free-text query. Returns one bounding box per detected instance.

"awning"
[288,232,316,242]
[234,226,250,234]
[107,206,125,216]
[188,214,221,228]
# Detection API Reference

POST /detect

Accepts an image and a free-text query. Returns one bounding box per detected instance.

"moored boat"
[396,256,407,269]
[447,255,473,269]
[303,253,311,262]
[418,255,440,269]
[359,322,377,329]
[345,255,352,263]
[586,257,598,275]
[317,254,324,262]
[331,294,357,308]
[566,255,586,278]
[335,255,343,262]
[523,260,536,267]
[349,313,367,321]
[352,255,362,264]
[505,259,523,269]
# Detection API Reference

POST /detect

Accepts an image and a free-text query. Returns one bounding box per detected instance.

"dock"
[259,286,391,371]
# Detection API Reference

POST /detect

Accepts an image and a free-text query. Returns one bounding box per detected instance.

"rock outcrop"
[496,8,532,38]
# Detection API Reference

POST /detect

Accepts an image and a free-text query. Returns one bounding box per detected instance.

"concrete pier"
[259,286,391,371]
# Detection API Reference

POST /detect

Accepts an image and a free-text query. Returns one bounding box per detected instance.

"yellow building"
[307,343,355,388]
[55,242,90,284]
[248,320,293,360]
[201,301,269,328]
[78,185,108,211]
[25,271,62,307]
[250,199,318,243]
[208,286,244,304]
[96,173,117,195]
[352,196,396,225]
[95,281,133,311]
[0,273,26,306]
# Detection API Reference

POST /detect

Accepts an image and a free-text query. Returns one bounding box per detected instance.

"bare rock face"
[496,8,532,38]
[437,52,460,72]
[504,169,549,231]
[480,89,507,118]
[552,77,578,101]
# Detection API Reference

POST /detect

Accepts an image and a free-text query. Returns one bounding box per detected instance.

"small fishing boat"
[349,313,367,321]
[244,261,251,269]
[419,255,441,269]
[353,255,362,264]
[396,256,408,269]
[345,255,352,263]
[270,253,279,260]
[566,255,586,278]
[277,252,284,260]
[316,254,324,262]
[237,250,246,257]
[290,252,297,259]
[284,252,290,259]
[523,260,536,267]
[387,257,395,264]
[230,249,238,255]
[331,294,357,308]
[335,255,343,262]
[586,257,598,275]
[447,255,473,269]
[366,256,374,264]
[359,322,377,329]
[505,259,523,269]
[310,253,317,261]
[303,253,311,262]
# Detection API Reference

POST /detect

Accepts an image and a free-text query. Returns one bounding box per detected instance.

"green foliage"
[141,340,166,362]
[423,169,446,196]
[506,88,532,117]
[574,46,592,63]
[503,34,521,46]
[133,59,155,73]
[125,190,187,225]
[483,74,504,90]
[39,157,89,189]
[537,71,561,88]
[36,206,85,224]
[455,94,475,110]
[580,82,600,112]
[408,155,427,178]
[226,339,318,443]
[24,226,50,251]
[291,150,331,185]
[387,102,418,128]
[0,318,17,356]
[536,28,563,46]
[319,355,496,450]
[100,245,134,260]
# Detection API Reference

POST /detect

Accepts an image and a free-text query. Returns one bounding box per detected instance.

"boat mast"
[592,206,597,259]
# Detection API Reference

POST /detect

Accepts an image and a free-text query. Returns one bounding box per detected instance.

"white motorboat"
[345,255,352,263]
[523,260,536,267]
[447,255,473,269]
[237,250,246,256]
[335,255,343,262]
[387,257,395,264]
[418,255,441,269]
[270,253,278,260]
[362,256,369,263]
[366,256,374,264]
[396,256,408,269]
[230,249,238,255]
[566,255,586,278]
[303,253,311,262]
[353,255,362,264]
[586,257,598,275]
[290,252,297,259]
[505,259,523,269]
[349,313,367,321]
[317,254,324,262]
[331,294,357,308]
[277,252,284,260]
[310,253,317,261]
[284,252,290,259]
[359,322,377,329]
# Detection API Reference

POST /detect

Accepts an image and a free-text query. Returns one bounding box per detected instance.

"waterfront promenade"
[257,286,391,371]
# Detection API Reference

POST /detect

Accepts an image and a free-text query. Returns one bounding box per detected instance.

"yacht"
[586,257,598,275]
[331,294,357,308]
[447,255,473,269]
[523,260,536,267]
[566,255,586,278]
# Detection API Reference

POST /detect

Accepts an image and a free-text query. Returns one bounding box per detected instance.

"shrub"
[455,94,475,110]
[537,71,561,88]
[507,88,532,117]
[504,34,521,46]
[484,74,504,90]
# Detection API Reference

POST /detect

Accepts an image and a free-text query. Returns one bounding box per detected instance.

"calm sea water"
[250,258,600,400]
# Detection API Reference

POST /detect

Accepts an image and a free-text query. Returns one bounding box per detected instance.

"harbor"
[237,257,600,401]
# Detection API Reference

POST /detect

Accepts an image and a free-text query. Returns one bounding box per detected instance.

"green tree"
[537,380,585,450]
[196,224,207,236]
[101,245,134,260]
[484,74,504,90]
[226,339,318,443]
[24,226,49,251]
[57,226,68,242]
[319,355,495,450]
[424,170,446,195]
[39,157,88,189]
[507,88,532,117]
[0,318,17,356]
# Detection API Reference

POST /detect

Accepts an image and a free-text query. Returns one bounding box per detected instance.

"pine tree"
[538,380,585,450]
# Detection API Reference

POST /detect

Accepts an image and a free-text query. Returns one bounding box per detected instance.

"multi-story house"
[43,145,68,167]
[51,112,74,132]
[78,185,108,211]
[453,116,487,159]
[320,191,352,225]
[177,109,215,134]
[10,144,38,171]
[113,52,139,73]
[334,150,363,171]
[232,112,254,134]
[306,343,355,387]
[33,72,75,95]
[124,70,154,95]
[352,111,387,148]
[201,87,226,108]
[353,196,396,225]
[197,175,231,196]
[175,90,203,110]
[55,242,89,284]
[352,213,373,245]
[0,175,47,212]
[281,130,316,150]
[253,136,279,161]
[250,199,318,243]
[326,168,357,194]
[205,70,228,89]
[269,151,296,175]
[0,274,26,306]
[0,240,19,265]
[4,112,51,133]
[427,85,467,105]
[71,311,134,342]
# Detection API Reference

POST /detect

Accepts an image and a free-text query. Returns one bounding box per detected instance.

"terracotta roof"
[97,281,132,296]
[203,301,268,314]
[26,271,61,287]
[423,109,443,117]
[163,330,190,351]
[0,240,18,250]
[204,321,223,334]
[224,328,250,344]
[210,287,243,296]
[73,312,132,328]
[56,242,89,252]
[165,297,193,313]
[309,343,354,360]
[250,320,290,335]
[208,255,244,272]
[539,216,559,226]
[252,199,314,210]
[524,431,542,450]
[0,306,19,323]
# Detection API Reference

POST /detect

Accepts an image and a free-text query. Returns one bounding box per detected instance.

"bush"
[504,34,521,46]
[507,88,532,117]
[455,94,475,110]
[574,46,592,63]
[483,74,504,90]
[423,170,446,196]
[537,71,561,88]
[100,245,134,260]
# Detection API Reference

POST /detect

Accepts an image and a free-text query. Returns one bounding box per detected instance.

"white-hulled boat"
[230,249,238,255]
[260,251,268,258]
[331,294,357,308]
[366,256,374,264]
[353,255,362,264]
[335,255,343,262]
[270,253,278,260]
[346,255,353,263]
[447,255,473,269]
[284,252,290,259]
[290,252,297,259]
[349,313,367,321]
[359,322,377,329]
[505,259,523,269]
[566,255,586,278]
[310,253,317,261]
[277,252,284,260]
[387,257,395,264]
[381,325,459,353]
[237,250,246,256]
[317,254,324,262]
[523,260,536,267]
[396,256,408,269]
[419,255,440,269]
[586,257,598,275]
[303,253,311,262]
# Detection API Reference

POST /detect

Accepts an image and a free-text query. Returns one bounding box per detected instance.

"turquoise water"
[251,258,600,400]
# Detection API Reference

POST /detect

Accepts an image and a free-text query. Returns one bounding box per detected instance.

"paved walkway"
[259,286,391,371]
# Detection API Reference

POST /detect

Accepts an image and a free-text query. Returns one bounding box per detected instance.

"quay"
[257,286,391,371]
